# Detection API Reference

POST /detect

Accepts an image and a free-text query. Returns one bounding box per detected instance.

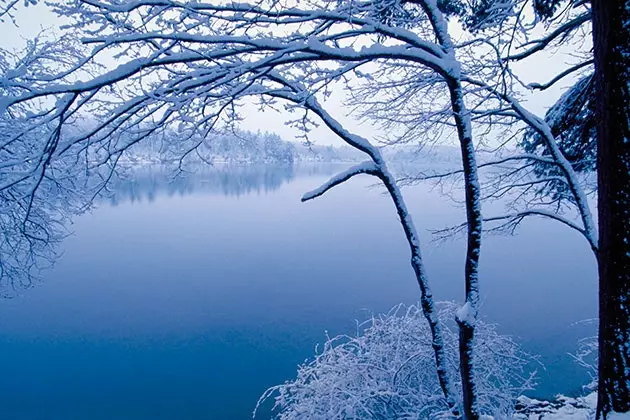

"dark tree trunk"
[418,4,483,418]
[377,169,458,411]
[592,0,630,417]
[420,4,483,418]
[448,78,482,420]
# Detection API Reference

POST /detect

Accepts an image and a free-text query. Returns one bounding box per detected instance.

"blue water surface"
[0,165,597,419]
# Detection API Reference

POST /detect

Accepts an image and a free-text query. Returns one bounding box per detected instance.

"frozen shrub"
[256,302,537,419]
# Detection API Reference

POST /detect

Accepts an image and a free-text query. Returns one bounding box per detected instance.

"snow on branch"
[461,75,598,252]
[483,210,587,236]
[433,209,587,241]
[505,12,591,61]
[399,153,559,184]
[255,302,538,419]
[301,161,380,202]
[528,60,593,91]
[259,70,457,408]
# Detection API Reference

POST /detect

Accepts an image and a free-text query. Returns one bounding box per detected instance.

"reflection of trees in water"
[104,163,344,205]
[0,163,343,295]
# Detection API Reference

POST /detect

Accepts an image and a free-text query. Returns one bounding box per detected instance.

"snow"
[256,302,536,419]
[456,301,476,325]
[459,77,599,253]
[301,161,378,201]
[514,393,596,419]
[2,1,624,417]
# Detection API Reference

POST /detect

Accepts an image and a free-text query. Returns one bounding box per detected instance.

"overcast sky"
[1,2,587,147]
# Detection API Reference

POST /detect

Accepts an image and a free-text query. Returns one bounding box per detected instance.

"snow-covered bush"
[255,302,537,419]
[570,320,598,392]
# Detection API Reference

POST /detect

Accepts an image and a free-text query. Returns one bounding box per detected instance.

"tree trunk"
[295,94,459,412]
[419,3,483,418]
[378,167,459,412]
[592,0,630,417]
[448,78,482,420]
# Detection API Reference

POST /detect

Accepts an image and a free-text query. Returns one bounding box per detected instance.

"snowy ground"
[512,393,629,419]
[514,393,596,419]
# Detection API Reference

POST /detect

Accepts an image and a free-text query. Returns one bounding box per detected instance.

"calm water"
[0,165,597,419]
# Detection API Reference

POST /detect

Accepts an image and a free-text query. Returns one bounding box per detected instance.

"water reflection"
[0,163,343,296]
[105,163,344,205]
[0,163,597,419]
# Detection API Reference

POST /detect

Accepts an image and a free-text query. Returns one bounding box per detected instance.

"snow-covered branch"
[506,12,591,61]
[483,209,587,237]
[256,302,537,419]
[462,76,598,252]
[0,0,605,414]
[528,60,593,91]
[301,161,379,202]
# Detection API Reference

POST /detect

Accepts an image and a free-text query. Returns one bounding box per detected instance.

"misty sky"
[1,1,587,146]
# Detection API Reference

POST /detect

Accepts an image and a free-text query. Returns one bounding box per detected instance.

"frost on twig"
[255,302,538,419]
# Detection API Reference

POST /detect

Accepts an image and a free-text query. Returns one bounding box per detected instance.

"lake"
[0,164,598,419]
